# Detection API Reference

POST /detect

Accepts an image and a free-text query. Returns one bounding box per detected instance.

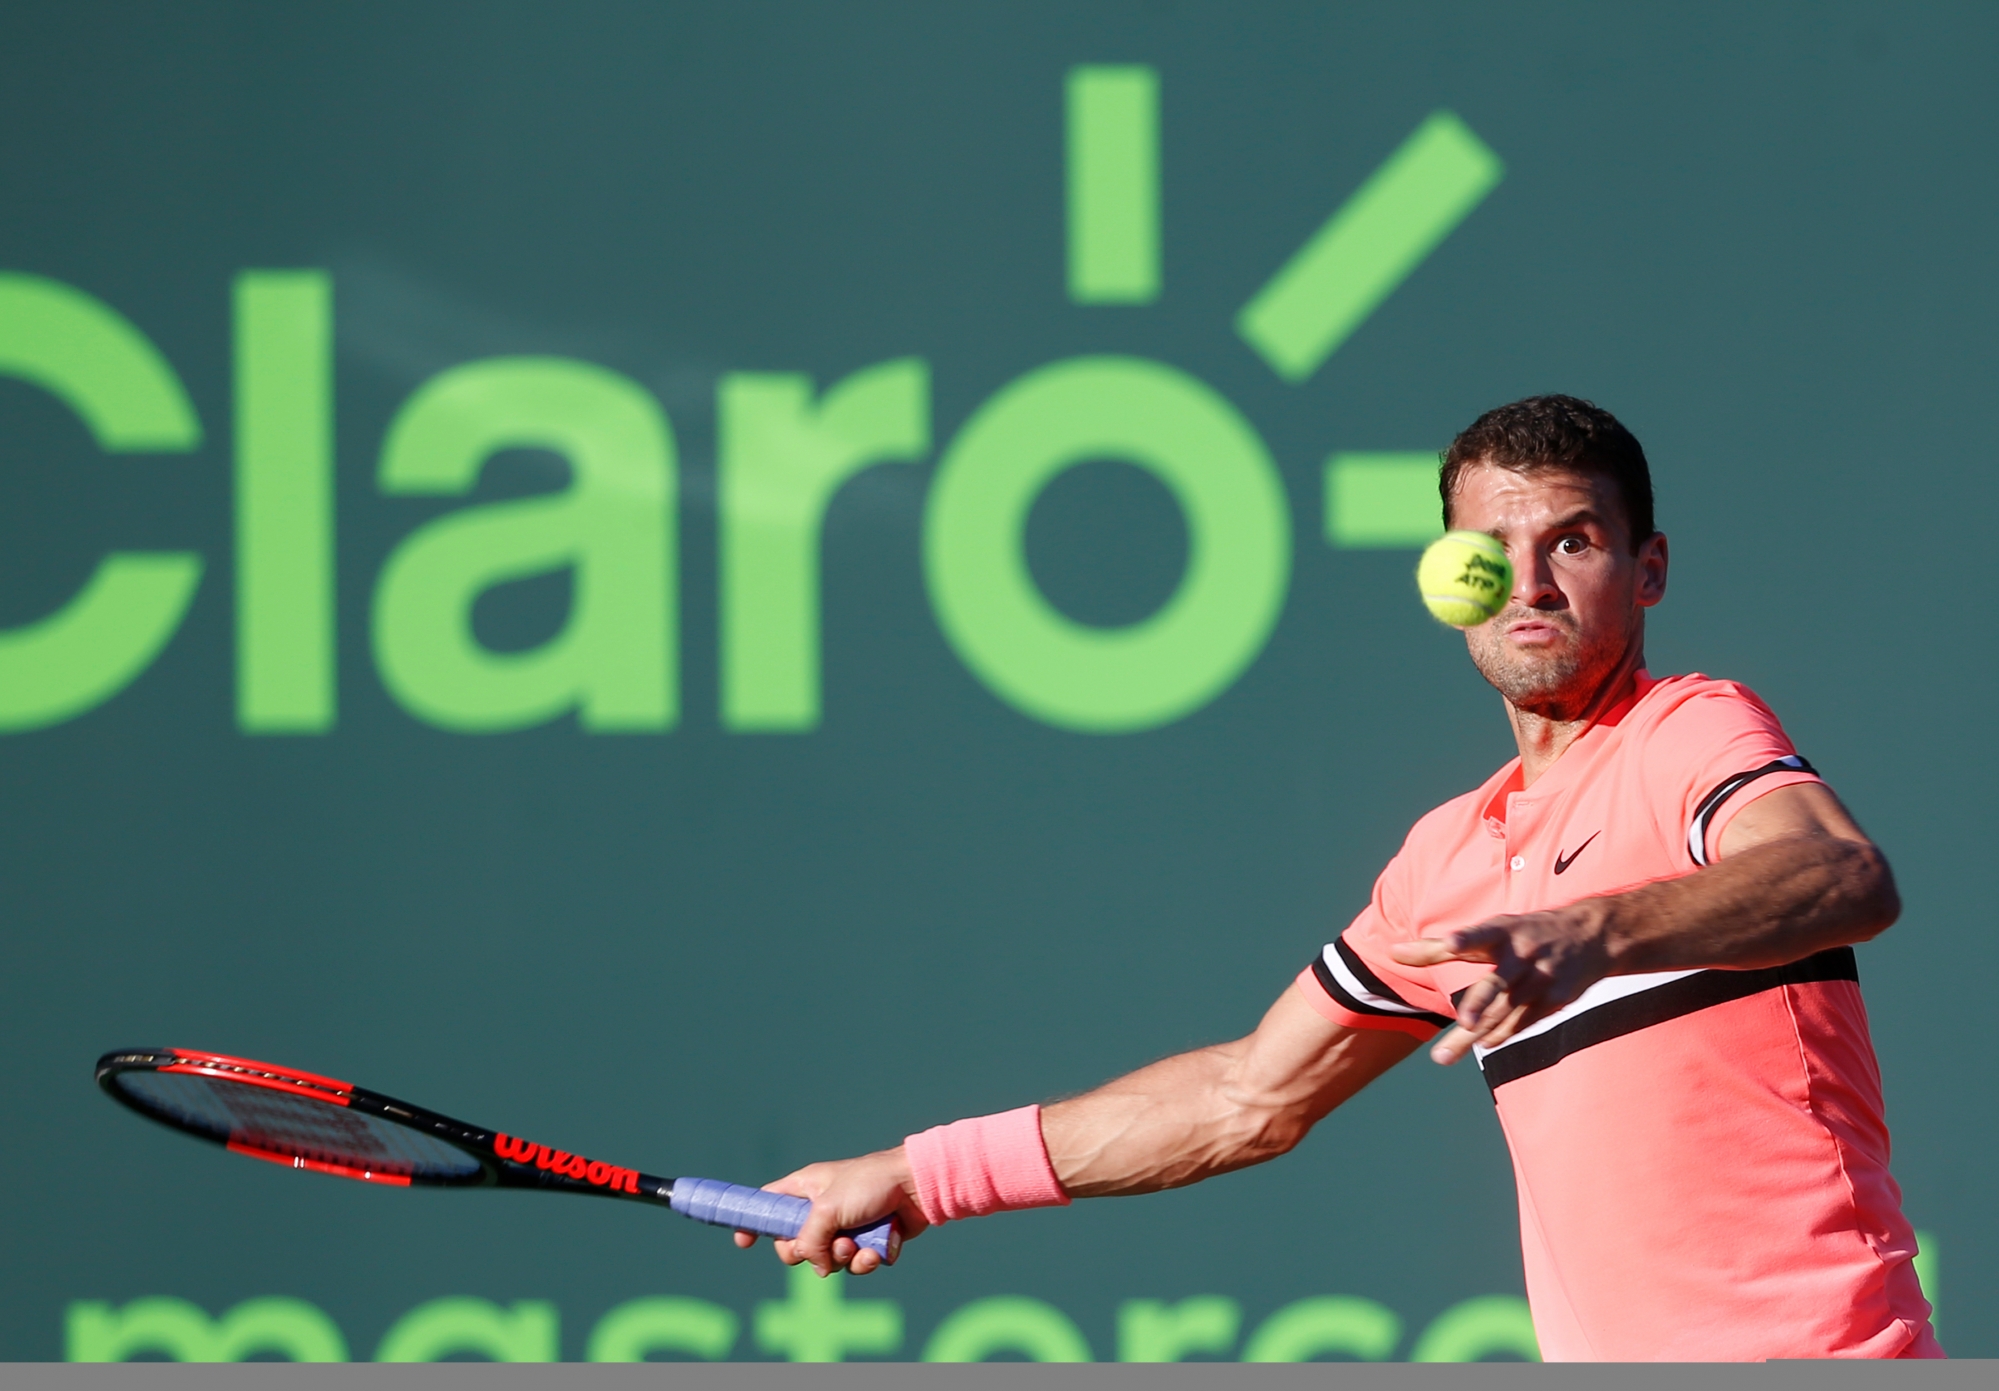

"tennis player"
[744,396,1941,1361]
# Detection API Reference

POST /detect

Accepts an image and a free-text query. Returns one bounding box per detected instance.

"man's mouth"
[1502,618,1567,646]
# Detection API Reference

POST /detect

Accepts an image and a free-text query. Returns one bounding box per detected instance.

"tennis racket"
[95,1048,897,1262]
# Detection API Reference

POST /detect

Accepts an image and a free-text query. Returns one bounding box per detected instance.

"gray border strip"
[0,1365,1988,1391]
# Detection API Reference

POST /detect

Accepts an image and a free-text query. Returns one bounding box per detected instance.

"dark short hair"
[1440,395,1656,550]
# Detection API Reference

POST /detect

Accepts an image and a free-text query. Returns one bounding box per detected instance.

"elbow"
[1848,840,1901,942]
[1209,1084,1312,1171]
[1245,1110,1311,1164]
[1223,1096,1316,1168]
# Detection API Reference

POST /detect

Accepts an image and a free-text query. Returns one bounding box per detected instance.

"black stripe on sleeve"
[1687,755,1818,866]
[1306,945,1454,1029]
[1478,946,1858,1091]
[1308,954,1403,1021]
[1333,939,1456,1027]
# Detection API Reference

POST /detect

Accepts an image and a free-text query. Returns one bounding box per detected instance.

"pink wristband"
[902,1104,1070,1226]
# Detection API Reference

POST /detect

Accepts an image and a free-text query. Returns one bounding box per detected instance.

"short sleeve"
[1641,681,1824,867]
[1295,853,1457,1040]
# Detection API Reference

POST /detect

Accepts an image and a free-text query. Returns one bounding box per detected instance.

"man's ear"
[1636,532,1669,607]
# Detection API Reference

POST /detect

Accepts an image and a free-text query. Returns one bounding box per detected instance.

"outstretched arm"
[1041,990,1417,1198]
[747,987,1416,1274]
[1392,782,1900,1064]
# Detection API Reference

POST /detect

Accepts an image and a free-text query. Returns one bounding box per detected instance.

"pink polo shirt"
[1297,672,1939,1361]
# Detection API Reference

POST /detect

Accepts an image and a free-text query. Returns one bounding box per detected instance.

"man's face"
[1447,462,1668,719]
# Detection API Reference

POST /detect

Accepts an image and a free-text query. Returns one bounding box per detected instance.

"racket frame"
[96,1048,676,1202]
[95,1047,899,1262]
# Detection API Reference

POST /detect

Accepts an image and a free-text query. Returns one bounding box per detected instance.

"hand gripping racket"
[96,1049,897,1263]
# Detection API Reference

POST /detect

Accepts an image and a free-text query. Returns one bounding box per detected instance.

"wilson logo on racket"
[492,1133,640,1194]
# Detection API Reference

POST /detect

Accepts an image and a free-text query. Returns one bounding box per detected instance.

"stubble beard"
[1466,609,1635,723]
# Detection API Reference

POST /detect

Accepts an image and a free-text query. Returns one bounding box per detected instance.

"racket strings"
[110,1072,481,1180]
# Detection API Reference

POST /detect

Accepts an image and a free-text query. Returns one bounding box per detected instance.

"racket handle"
[670,1177,899,1263]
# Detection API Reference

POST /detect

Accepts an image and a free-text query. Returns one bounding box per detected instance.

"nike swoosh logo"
[1553,831,1601,875]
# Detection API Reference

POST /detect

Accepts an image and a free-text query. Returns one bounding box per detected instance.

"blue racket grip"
[670,1177,899,1263]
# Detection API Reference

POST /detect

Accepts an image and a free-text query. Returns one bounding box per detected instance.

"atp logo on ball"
[1417,531,1513,628]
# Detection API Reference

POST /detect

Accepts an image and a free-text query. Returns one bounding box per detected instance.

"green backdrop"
[1,0,1991,1362]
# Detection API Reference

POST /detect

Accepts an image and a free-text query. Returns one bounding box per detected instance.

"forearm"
[1039,1043,1266,1198]
[1602,831,1899,973]
[830,1046,1282,1218]
[1040,1022,1412,1198]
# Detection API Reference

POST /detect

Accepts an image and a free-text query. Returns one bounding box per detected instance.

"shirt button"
[1510,855,1526,871]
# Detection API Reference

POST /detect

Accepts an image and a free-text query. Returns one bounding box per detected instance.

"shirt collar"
[1478,669,1653,829]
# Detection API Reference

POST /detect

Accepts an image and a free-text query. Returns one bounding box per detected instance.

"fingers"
[1429,1024,1477,1065]
[1465,945,1591,1043]
[1431,998,1531,1064]
[1428,957,1534,1063]
[1388,938,1451,967]
[1453,972,1503,1026]
[788,1206,847,1276]
[733,1149,921,1275]
[1431,962,1561,1064]
[1390,923,1510,967]
[1397,906,1612,1064]
[1471,996,1545,1052]
[777,1226,880,1277]
[1464,968,1527,1034]
[772,1227,892,1276]
[772,1240,881,1277]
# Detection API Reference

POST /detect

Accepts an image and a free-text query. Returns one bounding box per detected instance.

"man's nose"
[1510,546,1563,609]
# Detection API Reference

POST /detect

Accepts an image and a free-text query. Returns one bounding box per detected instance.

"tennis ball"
[1416,530,1513,627]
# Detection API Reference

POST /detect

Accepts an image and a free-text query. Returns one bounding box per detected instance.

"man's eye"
[1556,536,1589,555]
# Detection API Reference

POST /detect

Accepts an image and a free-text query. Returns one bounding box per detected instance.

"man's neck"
[1505,646,1646,787]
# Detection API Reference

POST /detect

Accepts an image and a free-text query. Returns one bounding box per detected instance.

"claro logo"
[0,70,1499,738]
[492,1133,640,1194]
